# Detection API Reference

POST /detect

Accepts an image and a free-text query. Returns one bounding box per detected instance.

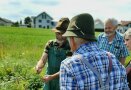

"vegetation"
[0,26,55,90]
[0,26,130,89]
[11,21,19,27]
[24,17,32,27]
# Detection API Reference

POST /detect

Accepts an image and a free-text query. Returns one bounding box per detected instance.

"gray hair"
[105,18,118,26]
[124,28,131,38]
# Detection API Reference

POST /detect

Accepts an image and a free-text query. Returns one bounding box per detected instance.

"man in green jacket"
[35,17,70,90]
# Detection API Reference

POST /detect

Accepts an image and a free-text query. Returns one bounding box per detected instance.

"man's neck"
[108,33,116,42]
[56,39,66,47]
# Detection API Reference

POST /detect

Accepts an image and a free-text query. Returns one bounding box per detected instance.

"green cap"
[63,13,96,41]
[53,17,70,33]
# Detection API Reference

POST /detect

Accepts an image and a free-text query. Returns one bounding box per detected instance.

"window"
[47,20,50,23]
[51,22,54,26]
[45,14,46,19]
[42,14,44,19]
[39,20,42,23]
[42,14,46,19]
[39,25,42,28]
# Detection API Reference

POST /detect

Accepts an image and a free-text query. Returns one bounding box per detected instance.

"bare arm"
[50,71,60,79]
[42,72,60,83]
[35,52,48,74]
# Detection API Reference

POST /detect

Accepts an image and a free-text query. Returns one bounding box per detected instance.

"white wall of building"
[32,12,56,29]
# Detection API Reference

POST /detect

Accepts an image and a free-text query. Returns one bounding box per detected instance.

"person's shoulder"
[97,32,105,42]
[62,54,82,65]
[45,39,56,47]
[116,31,124,38]
[47,39,56,44]
[44,39,56,53]
[115,32,125,42]
[98,32,105,38]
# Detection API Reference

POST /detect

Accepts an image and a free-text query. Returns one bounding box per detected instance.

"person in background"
[35,17,70,90]
[60,13,129,90]
[124,28,131,89]
[97,18,129,65]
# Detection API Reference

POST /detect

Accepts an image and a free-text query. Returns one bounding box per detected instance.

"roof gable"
[120,21,131,26]
[0,17,13,23]
[36,12,53,20]
[95,19,104,29]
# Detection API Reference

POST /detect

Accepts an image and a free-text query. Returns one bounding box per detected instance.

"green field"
[0,26,55,90]
[0,26,130,90]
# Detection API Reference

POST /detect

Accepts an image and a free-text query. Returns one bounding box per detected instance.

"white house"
[94,19,104,32]
[0,17,13,26]
[31,12,56,29]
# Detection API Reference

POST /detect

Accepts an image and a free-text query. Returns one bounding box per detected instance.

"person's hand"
[42,75,53,83]
[35,66,42,74]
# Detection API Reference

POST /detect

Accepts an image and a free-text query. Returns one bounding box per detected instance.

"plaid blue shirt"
[60,42,129,90]
[97,31,129,61]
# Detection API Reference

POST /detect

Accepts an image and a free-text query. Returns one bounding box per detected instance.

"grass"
[0,26,55,58]
[0,26,55,73]
[0,26,55,89]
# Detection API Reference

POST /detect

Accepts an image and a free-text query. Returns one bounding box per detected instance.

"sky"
[0,0,131,22]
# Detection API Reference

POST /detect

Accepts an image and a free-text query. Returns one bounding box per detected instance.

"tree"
[20,20,22,25]
[24,17,32,28]
[11,21,19,27]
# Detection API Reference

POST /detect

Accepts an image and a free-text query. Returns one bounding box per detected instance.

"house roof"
[94,19,104,29]
[35,12,53,20]
[119,21,131,26]
[0,17,13,23]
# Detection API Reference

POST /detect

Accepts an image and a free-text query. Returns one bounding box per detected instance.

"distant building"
[19,24,28,28]
[95,19,104,32]
[0,17,13,26]
[31,12,56,29]
[117,21,131,34]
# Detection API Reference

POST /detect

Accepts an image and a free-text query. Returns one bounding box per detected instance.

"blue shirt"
[60,42,129,90]
[97,31,129,61]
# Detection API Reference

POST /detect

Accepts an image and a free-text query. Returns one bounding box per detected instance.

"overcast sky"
[0,0,131,22]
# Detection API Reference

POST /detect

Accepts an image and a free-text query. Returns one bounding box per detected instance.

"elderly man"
[60,13,129,90]
[97,18,129,65]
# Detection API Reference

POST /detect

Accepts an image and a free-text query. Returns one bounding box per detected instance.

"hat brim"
[63,30,97,41]
[63,31,77,37]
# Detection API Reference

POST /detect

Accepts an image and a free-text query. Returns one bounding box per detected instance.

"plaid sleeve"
[60,61,77,90]
[44,40,53,53]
